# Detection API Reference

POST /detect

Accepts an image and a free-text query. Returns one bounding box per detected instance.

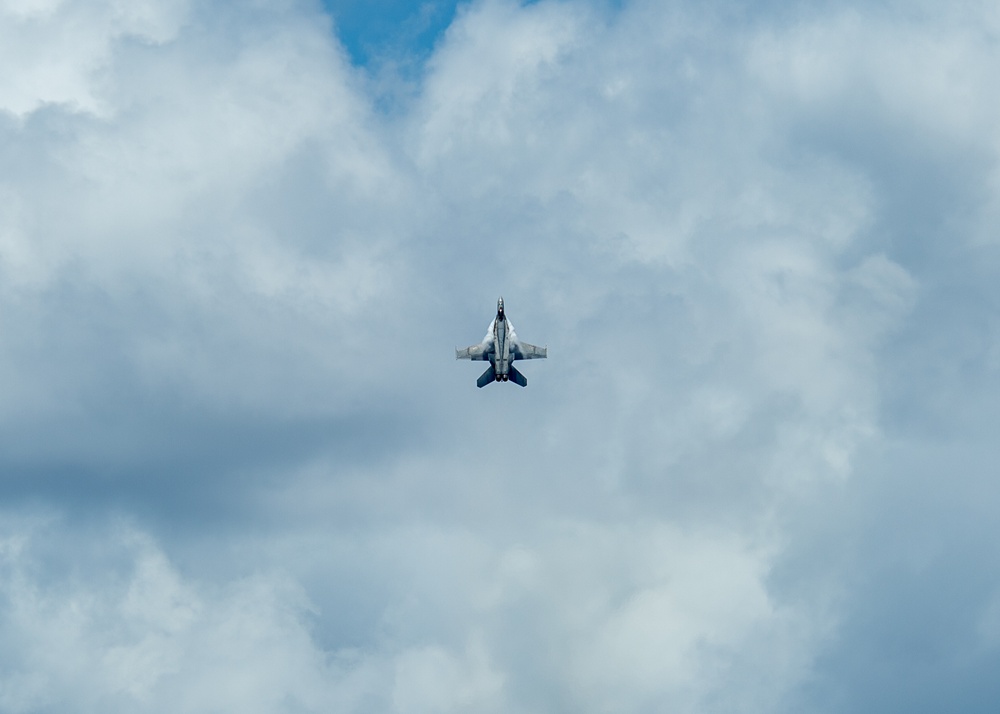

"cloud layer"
[2,0,1000,711]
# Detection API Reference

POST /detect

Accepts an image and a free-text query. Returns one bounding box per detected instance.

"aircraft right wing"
[512,342,547,360]
[456,343,491,361]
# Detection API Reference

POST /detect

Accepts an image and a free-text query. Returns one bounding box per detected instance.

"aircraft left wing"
[456,344,491,361]
[512,342,547,360]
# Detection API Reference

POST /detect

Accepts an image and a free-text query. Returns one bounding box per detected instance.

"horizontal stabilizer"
[477,365,497,388]
[508,365,527,387]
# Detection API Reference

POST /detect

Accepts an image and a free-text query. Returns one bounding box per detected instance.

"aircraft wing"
[512,342,547,360]
[456,343,491,361]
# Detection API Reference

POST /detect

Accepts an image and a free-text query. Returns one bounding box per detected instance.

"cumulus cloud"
[2,0,1000,711]
[0,517,386,713]
[0,0,189,116]
[0,515,822,714]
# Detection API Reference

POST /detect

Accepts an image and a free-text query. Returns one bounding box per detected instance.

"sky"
[319,0,464,66]
[1,0,1000,711]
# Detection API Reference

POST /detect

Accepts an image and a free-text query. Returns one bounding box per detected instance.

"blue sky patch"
[320,0,466,66]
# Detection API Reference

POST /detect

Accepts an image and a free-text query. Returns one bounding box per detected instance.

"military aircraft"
[456,297,547,387]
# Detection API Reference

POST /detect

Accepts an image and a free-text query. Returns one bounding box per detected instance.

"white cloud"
[0,0,407,428]
[0,518,825,714]
[748,7,1000,144]
[0,520,368,713]
[0,0,189,115]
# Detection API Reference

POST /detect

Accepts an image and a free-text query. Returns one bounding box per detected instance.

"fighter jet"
[456,297,547,387]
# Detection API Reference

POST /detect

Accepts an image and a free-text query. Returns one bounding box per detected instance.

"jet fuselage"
[492,298,511,381]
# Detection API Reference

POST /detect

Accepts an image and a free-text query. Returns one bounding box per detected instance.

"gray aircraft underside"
[456,297,547,387]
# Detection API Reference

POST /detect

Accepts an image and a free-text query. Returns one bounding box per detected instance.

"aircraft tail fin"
[508,365,527,387]
[477,365,497,388]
